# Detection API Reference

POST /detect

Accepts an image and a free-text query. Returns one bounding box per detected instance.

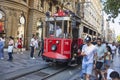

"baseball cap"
[85,36,91,43]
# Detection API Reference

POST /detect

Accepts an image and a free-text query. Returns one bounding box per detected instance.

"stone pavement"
[0,49,120,80]
[0,49,48,80]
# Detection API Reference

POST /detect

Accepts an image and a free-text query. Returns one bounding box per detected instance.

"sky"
[109,14,120,37]
[104,13,120,37]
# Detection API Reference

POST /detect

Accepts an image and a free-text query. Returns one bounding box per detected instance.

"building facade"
[0,0,102,49]
[0,0,79,48]
[79,0,102,39]
[104,19,109,42]
[0,0,29,48]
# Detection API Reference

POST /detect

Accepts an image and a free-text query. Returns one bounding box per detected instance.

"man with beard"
[95,38,107,80]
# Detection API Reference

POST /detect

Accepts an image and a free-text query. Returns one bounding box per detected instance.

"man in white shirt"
[109,42,117,61]
[80,36,97,80]
[30,34,36,59]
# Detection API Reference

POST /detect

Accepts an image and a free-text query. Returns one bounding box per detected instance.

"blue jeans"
[8,52,13,60]
[30,46,34,58]
[111,53,114,60]
[0,48,4,58]
[38,47,44,56]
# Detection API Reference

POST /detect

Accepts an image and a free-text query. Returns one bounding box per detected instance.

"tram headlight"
[51,44,57,51]
[56,40,59,44]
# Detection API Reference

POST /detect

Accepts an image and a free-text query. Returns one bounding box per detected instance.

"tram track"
[9,66,50,80]
[41,66,69,80]
[14,64,69,80]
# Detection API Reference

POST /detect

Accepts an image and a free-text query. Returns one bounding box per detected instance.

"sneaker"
[0,57,4,60]
[31,57,35,59]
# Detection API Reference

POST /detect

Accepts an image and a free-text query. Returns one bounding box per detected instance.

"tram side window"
[49,23,54,35]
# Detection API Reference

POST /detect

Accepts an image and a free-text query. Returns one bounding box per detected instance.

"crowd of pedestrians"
[0,34,44,61]
[0,34,120,79]
[79,36,120,80]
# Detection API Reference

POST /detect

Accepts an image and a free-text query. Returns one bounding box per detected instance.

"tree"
[117,35,120,43]
[104,0,120,21]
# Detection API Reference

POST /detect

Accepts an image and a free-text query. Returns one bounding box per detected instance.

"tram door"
[71,27,79,54]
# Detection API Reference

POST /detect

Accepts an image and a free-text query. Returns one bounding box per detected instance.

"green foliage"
[117,35,120,43]
[104,0,120,20]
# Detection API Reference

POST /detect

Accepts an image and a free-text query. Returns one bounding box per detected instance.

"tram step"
[69,63,78,67]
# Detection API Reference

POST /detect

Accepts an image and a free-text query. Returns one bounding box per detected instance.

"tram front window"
[47,21,63,38]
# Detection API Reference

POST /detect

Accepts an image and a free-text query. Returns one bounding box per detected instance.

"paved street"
[0,49,120,80]
[0,49,49,80]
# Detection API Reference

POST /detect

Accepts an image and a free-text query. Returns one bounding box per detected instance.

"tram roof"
[45,16,71,21]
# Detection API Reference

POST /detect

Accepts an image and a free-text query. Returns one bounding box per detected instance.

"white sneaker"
[31,57,35,59]
[0,58,4,60]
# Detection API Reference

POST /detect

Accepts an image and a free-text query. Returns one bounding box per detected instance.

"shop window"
[89,29,92,35]
[83,27,88,33]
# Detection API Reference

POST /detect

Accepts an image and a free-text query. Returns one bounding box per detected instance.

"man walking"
[109,42,116,61]
[80,36,97,80]
[30,34,36,59]
[95,38,107,80]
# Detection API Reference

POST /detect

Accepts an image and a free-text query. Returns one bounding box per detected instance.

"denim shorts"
[82,63,93,75]
[104,60,111,66]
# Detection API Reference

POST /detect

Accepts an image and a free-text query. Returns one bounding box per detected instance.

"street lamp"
[37,18,43,39]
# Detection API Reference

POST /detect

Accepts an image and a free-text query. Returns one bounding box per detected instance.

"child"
[17,38,23,54]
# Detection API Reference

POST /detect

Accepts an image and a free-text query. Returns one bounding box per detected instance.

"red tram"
[42,10,83,65]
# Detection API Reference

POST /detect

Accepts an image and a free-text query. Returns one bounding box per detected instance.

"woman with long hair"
[104,46,112,66]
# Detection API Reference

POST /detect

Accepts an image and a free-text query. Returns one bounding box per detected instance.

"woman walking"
[104,46,112,66]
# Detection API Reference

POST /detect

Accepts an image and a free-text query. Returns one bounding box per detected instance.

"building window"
[38,0,44,10]
[49,2,52,12]
[41,0,44,8]
[23,0,27,2]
